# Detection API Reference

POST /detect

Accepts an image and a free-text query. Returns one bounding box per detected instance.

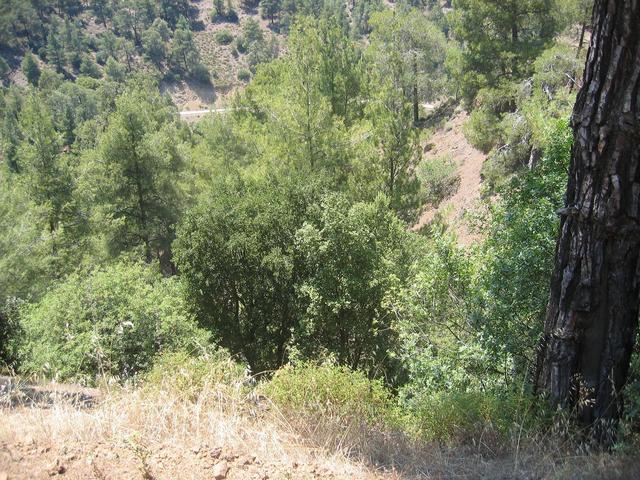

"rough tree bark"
[535,0,640,444]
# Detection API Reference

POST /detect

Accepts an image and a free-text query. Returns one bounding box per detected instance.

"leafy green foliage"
[142,25,167,67]
[170,16,204,76]
[364,82,423,222]
[464,44,582,191]
[390,229,488,397]
[21,53,41,86]
[474,121,572,370]
[0,0,617,451]
[16,93,88,277]
[369,8,447,122]
[451,0,560,103]
[19,261,210,382]
[81,78,185,270]
[409,390,534,445]
[237,68,251,82]
[294,194,410,381]
[215,29,234,45]
[0,299,22,368]
[175,173,320,372]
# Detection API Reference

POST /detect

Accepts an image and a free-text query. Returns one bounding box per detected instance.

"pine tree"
[85,80,184,271]
[170,16,200,72]
[452,0,559,102]
[21,52,41,85]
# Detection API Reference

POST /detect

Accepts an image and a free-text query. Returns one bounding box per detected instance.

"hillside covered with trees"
[1,0,639,478]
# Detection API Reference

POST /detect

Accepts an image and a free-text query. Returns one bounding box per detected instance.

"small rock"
[212,460,230,480]
[209,447,222,459]
[0,471,8,480]
[238,454,255,465]
[47,459,66,476]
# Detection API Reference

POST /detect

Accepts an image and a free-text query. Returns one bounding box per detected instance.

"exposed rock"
[48,459,67,476]
[212,460,230,480]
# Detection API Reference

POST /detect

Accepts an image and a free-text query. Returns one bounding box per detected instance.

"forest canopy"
[1,0,639,462]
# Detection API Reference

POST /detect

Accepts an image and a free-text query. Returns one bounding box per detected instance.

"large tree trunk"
[535,0,640,445]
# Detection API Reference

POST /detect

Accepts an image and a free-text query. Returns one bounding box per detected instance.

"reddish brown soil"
[414,111,486,245]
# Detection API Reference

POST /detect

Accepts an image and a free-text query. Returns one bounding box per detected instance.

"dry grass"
[0,372,384,479]
[1,369,639,480]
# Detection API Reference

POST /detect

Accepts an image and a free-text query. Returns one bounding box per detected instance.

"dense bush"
[390,229,504,398]
[409,390,534,445]
[190,62,211,83]
[0,299,22,369]
[21,53,41,85]
[237,68,251,82]
[79,55,102,78]
[473,120,572,372]
[417,154,460,206]
[19,261,210,382]
[174,174,321,373]
[294,194,411,383]
[215,30,234,45]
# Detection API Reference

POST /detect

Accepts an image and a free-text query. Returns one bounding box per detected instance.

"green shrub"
[417,154,460,205]
[190,62,211,83]
[21,52,41,85]
[620,336,640,446]
[0,298,22,369]
[235,37,247,53]
[263,363,400,452]
[226,7,239,23]
[237,68,251,82]
[0,55,9,79]
[475,121,572,371]
[463,85,518,154]
[79,55,102,79]
[463,107,502,154]
[19,261,211,382]
[215,30,234,45]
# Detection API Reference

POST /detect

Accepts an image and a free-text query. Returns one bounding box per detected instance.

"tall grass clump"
[262,363,404,461]
[407,390,536,448]
[143,350,249,405]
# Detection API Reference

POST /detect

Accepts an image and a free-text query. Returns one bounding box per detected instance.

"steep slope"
[414,111,486,245]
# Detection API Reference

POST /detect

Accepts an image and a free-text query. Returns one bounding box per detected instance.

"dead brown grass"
[1,374,638,479]
[0,376,385,479]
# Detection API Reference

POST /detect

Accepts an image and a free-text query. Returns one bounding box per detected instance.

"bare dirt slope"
[414,111,486,245]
